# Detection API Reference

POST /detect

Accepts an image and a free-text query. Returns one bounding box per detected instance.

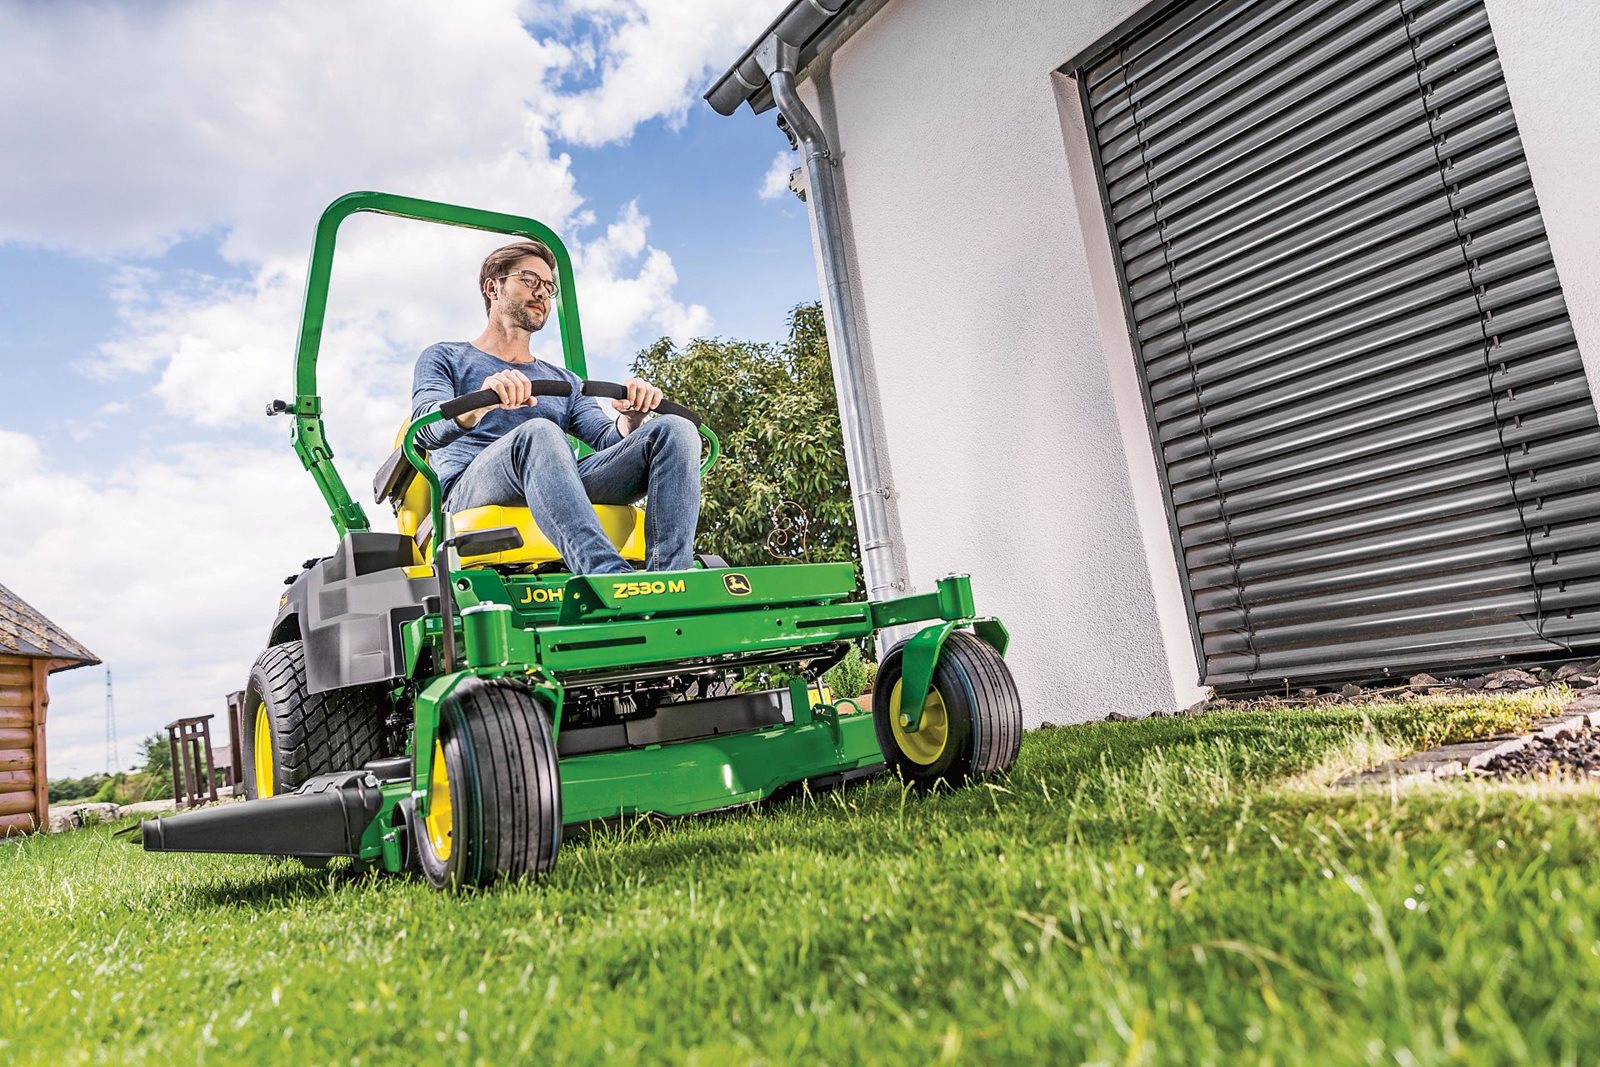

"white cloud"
[760,150,795,200]
[545,0,775,146]
[0,425,329,779]
[0,2,579,261]
[574,202,711,356]
[0,0,762,776]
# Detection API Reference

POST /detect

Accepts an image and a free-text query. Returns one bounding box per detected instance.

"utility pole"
[104,668,119,775]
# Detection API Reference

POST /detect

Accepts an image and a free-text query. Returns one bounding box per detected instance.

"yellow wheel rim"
[423,739,453,862]
[252,701,275,798]
[889,679,950,765]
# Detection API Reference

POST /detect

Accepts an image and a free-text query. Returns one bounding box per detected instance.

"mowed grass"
[4,692,1599,1065]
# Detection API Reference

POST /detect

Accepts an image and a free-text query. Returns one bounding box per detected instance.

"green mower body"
[139,192,1023,888]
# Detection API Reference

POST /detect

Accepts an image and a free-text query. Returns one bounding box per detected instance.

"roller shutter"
[1076,0,1599,688]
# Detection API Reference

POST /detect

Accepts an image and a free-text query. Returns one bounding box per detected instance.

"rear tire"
[414,679,562,890]
[872,631,1022,788]
[240,641,390,799]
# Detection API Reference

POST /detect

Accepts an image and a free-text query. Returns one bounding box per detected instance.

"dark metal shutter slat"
[1109,59,1423,233]
[1169,373,1588,490]
[1145,284,1481,397]
[1187,487,1600,577]
[1175,425,1600,518]
[1179,456,1600,552]
[1162,341,1580,466]
[1205,618,1600,685]
[1080,0,1595,687]
[1151,315,1489,424]
[1163,318,1576,438]
[1176,432,1600,539]
[1089,0,1287,121]
[1205,578,1600,657]
[1131,0,1395,148]
[1193,522,1600,611]
[1137,190,1464,340]
[1141,229,1469,359]
[1132,115,1502,289]
[1199,560,1548,633]
[1100,0,1398,183]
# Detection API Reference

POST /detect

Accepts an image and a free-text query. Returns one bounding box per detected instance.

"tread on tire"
[240,640,391,799]
[413,678,562,890]
[872,631,1023,787]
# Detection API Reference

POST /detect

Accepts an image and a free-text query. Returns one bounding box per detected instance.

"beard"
[508,303,547,332]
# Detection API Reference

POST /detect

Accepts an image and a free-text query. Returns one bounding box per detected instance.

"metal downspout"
[756,38,908,603]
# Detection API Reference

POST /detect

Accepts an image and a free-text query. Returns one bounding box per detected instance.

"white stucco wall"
[787,0,1600,722]
[1481,0,1600,401]
[795,0,1207,724]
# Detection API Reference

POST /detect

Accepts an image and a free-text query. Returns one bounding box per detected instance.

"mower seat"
[373,432,645,569]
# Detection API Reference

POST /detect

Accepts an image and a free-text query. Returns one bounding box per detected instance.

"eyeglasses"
[500,270,559,299]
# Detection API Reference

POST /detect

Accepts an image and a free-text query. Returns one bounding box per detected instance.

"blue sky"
[0,1,819,776]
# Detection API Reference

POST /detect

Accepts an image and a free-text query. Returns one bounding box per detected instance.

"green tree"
[631,302,857,569]
[48,774,110,803]
[134,732,173,800]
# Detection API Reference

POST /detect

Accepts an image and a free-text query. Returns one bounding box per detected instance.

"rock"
[1531,666,1553,682]
[1460,675,1489,691]
[1554,662,1588,681]
[1479,726,1600,780]
[1178,700,1211,717]
[1573,675,1600,689]
[1339,683,1363,698]
[48,803,121,833]
[1146,707,1172,718]
[1105,710,1136,722]
[1408,673,1443,690]
[1483,668,1540,691]
[1296,687,1319,698]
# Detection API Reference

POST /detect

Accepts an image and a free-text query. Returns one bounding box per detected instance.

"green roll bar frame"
[284,191,597,537]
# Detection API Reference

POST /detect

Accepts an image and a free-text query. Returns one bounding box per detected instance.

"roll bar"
[278,191,592,536]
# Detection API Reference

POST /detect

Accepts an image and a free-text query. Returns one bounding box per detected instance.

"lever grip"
[580,381,702,427]
[438,380,573,421]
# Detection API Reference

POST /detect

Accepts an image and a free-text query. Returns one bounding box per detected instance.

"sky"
[0,0,820,777]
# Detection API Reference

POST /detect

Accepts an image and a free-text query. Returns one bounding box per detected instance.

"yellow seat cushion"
[388,425,645,569]
[449,503,645,566]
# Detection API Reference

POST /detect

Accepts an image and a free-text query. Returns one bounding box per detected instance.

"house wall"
[0,657,47,834]
[1482,0,1600,399]
[792,0,1600,719]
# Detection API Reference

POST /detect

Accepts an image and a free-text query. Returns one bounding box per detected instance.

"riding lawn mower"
[137,191,1023,889]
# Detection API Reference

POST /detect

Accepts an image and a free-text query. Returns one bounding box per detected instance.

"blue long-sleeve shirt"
[410,341,622,501]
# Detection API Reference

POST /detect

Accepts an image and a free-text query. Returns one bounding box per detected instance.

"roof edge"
[704,0,884,117]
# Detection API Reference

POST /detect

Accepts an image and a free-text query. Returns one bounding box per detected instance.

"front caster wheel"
[414,679,562,890]
[872,631,1022,788]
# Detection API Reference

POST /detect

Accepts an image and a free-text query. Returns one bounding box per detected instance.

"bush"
[823,644,870,699]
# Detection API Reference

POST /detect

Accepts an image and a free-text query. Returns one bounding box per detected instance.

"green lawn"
[4,691,1597,1065]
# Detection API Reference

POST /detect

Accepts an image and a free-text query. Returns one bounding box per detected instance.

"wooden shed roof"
[0,581,99,671]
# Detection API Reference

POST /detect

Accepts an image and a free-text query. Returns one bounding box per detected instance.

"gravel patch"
[1477,728,1600,781]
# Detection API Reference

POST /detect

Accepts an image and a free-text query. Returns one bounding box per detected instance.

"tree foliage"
[48,774,111,803]
[631,302,857,570]
[135,732,173,799]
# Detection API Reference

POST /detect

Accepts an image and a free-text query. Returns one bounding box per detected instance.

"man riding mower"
[137,191,1023,890]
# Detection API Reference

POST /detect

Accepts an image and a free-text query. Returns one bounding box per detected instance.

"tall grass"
[2,689,1594,1065]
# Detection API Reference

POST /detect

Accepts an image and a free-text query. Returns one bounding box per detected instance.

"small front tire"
[414,679,562,890]
[872,631,1022,787]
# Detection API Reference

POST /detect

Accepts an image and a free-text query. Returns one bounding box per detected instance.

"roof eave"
[704,0,882,117]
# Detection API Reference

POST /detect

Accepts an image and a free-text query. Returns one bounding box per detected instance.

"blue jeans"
[444,415,701,575]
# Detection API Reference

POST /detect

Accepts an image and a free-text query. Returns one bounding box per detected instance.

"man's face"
[494,256,555,332]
